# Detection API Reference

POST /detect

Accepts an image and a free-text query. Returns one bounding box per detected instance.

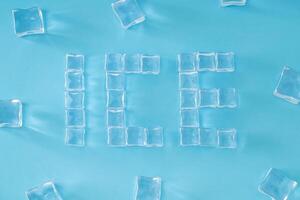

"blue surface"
[1,0,300,199]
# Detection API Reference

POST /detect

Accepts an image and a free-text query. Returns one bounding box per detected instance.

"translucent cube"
[197,52,216,72]
[146,127,164,147]
[26,181,62,200]
[216,52,235,72]
[66,54,84,72]
[178,53,197,72]
[0,99,22,128]
[221,0,246,7]
[141,55,160,74]
[217,128,237,148]
[199,128,217,146]
[126,126,146,146]
[107,90,125,109]
[259,168,298,200]
[65,71,84,91]
[65,127,85,147]
[274,67,300,104]
[65,109,85,127]
[199,89,219,108]
[124,53,142,73]
[180,90,199,109]
[179,72,199,89]
[135,176,162,200]
[180,109,199,127]
[65,92,84,109]
[108,127,126,146]
[180,127,200,146]
[218,88,237,108]
[106,73,125,91]
[12,7,45,37]
[107,109,125,127]
[105,53,124,72]
[112,0,146,29]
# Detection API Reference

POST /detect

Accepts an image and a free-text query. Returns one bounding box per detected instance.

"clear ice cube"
[66,54,84,72]
[259,168,298,200]
[221,0,246,7]
[141,55,160,74]
[105,53,124,72]
[197,52,216,72]
[108,127,126,146]
[216,52,235,72]
[274,67,300,104]
[107,109,125,127]
[107,90,125,109]
[179,72,199,89]
[180,127,200,146]
[218,88,237,108]
[106,73,125,91]
[180,90,199,109]
[12,7,45,37]
[126,126,146,146]
[146,127,163,147]
[65,127,85,147]
[65,92,84,109]
[178,53,197,72]
[65,71,84,91]
[0,99,22,128]
[217,128,237,148]
[26,181,62,200]
[65,109,85,127]
[199,89,219,108]
[180,109,199,127]
[199,128,217,147]
[135,176,162,200]
[112,0,146,29]
[123,53,142,73]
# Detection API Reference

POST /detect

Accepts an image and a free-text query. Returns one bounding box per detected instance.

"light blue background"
[1,0,300,199]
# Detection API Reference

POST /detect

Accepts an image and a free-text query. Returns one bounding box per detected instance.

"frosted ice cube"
[65,71,84,91]
[107,109,125,127]
[178,53,197,72]
[135,176,162,200]
[12,7,45,37]
[146,127,163,147]
[197,52,216,72]
[218,88,237,108]
[66,54,84,72]
[123,53,142,73]
[179,72,199,89]
[141,55,160,74]
[65,92,84,109]
[107,90,125,109]
[112,0,146,29]
[0,99,22,128]
[26,181,62,200]
[126,126,146,146]
[180,90,199,109]
[221,0,246,7]
[105,53,124,72]
[259,168,298,200]
[180,109,199,127]
[106,73,125,91]
[216,52,235,72]
[108,127,126,146]
[65,109,85,127]
[274,67,300,104]
[65,127,85,147]
[199,89,219,108]
[180,127,200,146]
[199,128,217,147]
[217,128,237,148]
